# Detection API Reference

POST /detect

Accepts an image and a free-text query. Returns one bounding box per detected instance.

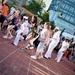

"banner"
[49,10,59,22]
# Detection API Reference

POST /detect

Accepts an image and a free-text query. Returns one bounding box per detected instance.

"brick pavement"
[0,31,75,75]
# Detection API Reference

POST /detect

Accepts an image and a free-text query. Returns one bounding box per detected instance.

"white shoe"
[55,58,57,61]
[38,56,43,59]
[8,36,13,39]
[3,35,8,39]
[26,44,30,49]
[56,59,60,62]
[30,55,36,59]
[29,46,34,50]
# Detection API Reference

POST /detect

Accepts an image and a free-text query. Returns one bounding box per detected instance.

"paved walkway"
[0,31,75,75]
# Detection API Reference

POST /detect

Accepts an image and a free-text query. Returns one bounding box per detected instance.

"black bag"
[33,36,40,47]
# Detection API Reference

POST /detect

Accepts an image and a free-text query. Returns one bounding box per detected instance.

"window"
[69,0,75,3]
[69,7,74,12]
[62,4,66,8]
[70,17,74,23]
[65,15,70,21]
[65,5,69,10]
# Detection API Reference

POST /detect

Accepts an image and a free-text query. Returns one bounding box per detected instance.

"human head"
[65,37,69,42]
[31,15,37,24]
[44,22,51,30]
[15,10,20,16]
[54,27,59,32]
[23,16,28,20]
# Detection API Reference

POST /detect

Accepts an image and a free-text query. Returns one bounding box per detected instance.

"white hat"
[23,16,28,19]
[55,27,59,30]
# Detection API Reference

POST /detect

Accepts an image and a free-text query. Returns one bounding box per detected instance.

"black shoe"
[43,56,51,59]
[43,56,48,59]
[12,43,14,45]
[12,43,17,46]
[48,57,51,59]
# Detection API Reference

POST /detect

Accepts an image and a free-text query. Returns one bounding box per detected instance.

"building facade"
[48,0,75,35]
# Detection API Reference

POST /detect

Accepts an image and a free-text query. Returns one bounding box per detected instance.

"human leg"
[13,30,22,46]
[26,32,32,40]
[56,50,64,62]
[44,41,56,58]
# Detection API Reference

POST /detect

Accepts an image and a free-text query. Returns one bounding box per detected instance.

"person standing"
[44,27,60,59]
[1,2,9,30]
[55,38,69,62]
[30,22,51,59]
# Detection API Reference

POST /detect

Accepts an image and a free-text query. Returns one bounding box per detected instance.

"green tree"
[50,21,56,30]
[22,0,46,15]
[39,11,49,24]
[39,11,56,29]
[8,0,16,9]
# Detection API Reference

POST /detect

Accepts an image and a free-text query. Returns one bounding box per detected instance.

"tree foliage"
[39,11,49,24]
[50,21,56,30]
[22,0,46,15]
[8,0,52,24]
[8,0,16,9]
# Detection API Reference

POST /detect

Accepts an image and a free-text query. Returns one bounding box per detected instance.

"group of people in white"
[0,3,71,63]
[30,25,70,63]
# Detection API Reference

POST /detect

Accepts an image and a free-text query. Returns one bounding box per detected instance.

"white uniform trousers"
[45,40,59,58]
[56,50,64,62]
[13,30,23,46]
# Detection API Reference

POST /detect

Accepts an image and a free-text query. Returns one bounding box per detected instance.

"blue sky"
[43,0,52,10]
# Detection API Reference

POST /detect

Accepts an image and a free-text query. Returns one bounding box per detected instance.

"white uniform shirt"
[20,20,28,30]
[16,20,30,35]
[52,31,60,42]
[60,41,69,51]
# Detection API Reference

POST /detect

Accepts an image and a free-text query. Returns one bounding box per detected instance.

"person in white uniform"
[13,16,29,46]
[30,22,51,59]
[44,27,60,59]
[55,38,69,62]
